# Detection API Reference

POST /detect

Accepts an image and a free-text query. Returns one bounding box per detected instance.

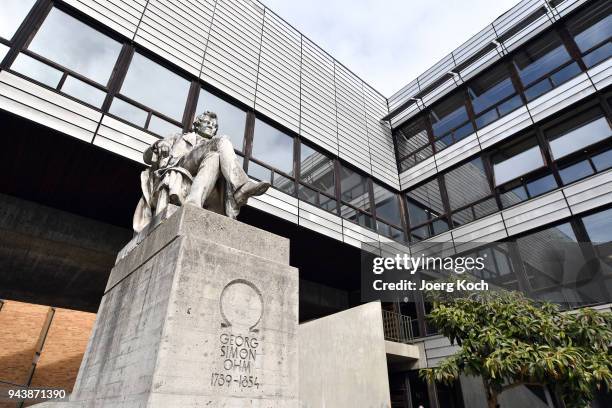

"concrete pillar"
[39,205,299,407]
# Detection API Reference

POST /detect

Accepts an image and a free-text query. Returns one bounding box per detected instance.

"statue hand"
[159,143,170,157]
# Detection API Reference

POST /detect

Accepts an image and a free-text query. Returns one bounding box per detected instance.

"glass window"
[428,92,473,147]
[525,174,557,197]
[513,31,581,101]
[582,208,612,243]
[395,116,432,170]
[378,221,404,241]
[318,194,337,213]
[298,184,337,212]
[432,219,450,235]
[444,158,491,210]
[567,0,612,68]
[559,160,595,184]
[61,76,106,107]
[452,198,498,226]
[493,138,545,186]
[109,98,148,127]
[148,115,182,137]
[251,118,294,175]
[339,165,374,229]
[11,53,62,87]
[300,143,335,196]
[195,88,246,151]
[119,52,190,121]
[0,43,9,60]
[26,8,122,85]
[373,183,402,227]
[546,110,611,160]
[273,173,295,196]
[405,178,447,241]
[515,222,587,306]
[499,171,558,207]
[444,157,498,226]
[592,148,612,171]
[407,201,429,226]
[467,65,523,129]
[582,208,612,272]
[297,144,337,213]
[247,161,272,183]
[500,183,529,208]
[342,207,375,229]
[0,0,36,41]
[298,184,318,205]
[339,166,370,210]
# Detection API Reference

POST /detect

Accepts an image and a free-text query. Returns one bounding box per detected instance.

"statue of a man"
[133,111,270,232]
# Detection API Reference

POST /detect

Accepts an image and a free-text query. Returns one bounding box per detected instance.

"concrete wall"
[0,193,131,311]
[299,302,391,408]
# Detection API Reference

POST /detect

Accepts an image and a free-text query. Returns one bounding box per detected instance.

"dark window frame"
[428,90,475,152]
[510,28,584,101]
[189,83,251,149]
[296,138,338,214]
[338,163,376,231]
[538,99,612,186]
[564,0,612,68]
[244,114,298,197]
[394,114,436,171]
[390,0,601,171]
[2,1,128,111]
[108,48,195,135]
[404,176,451,242]
[372,182,407,241]
[490,131,549,185]
[465,63,524,129]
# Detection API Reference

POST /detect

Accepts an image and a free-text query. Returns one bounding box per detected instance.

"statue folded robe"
[132,164,190,232]
[133,136,236,233]
[133,111,269,233]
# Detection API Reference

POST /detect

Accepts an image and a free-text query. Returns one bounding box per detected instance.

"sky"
[262,0,519,96]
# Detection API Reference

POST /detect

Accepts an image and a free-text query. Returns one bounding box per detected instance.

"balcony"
[382,310,417,344]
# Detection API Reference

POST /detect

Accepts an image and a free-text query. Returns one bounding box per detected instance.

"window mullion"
[505,58,529,105]
[56,71,68,90]
[292,136,299,196]
[482,151,504,211]
[398,194,410,242]
[333,160,342,216]
[101,44,133,113]
[535,126,563,187]
[424,113,437,154]
[437,176,453,228]
[242,111,255,172]
[182,80,201,132]
[555,26,588,72]
[368,178,376,222]
[462,86,478,132]
[1,0,52,69]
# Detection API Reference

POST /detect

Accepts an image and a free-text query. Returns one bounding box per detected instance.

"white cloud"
[262,0,519,96]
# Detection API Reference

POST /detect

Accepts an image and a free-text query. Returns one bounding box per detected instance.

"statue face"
[193,112,218,138]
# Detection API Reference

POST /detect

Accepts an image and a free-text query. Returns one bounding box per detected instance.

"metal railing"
[382,310,415,344]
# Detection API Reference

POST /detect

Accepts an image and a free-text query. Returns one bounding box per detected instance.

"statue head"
[193,111,218,138]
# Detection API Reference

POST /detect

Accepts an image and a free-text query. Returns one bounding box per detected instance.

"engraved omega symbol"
[219,279,264,332]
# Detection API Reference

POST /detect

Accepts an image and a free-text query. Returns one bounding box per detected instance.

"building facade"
[0,0,610,407]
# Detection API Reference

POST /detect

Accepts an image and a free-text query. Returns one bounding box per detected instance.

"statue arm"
[143,135,178,165]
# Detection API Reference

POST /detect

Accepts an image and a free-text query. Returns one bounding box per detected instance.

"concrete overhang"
[385,340,421,360]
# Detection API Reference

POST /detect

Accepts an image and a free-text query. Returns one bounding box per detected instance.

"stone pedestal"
[51,205,298,407]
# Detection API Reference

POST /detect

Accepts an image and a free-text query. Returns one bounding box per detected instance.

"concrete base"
[299,302,395,408]
[37,204,298,407]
